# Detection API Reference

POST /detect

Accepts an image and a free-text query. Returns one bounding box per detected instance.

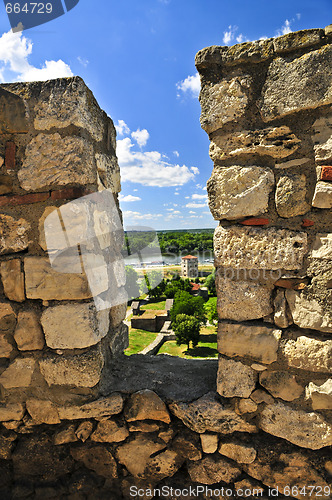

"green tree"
[170,290,206,325]
[204,297,218,324]
[204,271,216,295]
[125,266,140,301]
[143,271,165,299]
[173,314,201,350]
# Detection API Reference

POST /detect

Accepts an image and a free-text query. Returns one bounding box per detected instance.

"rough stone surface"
[141,449,183,481]
[217,357,257,398]
[116,433,165,477]
[0,260,25,302]
[18,133,96,190]
[214,226,307,270]
[90,419,129,443]
[309,233,332,260]
[207,166,274,220]
[259,371,303,401]
[312,182,332,208]
[171,431,202,461]
[209,126,300,161]
[218,322,281,364]
[187,455,241,485]
[57,394,124,420]
[0,215,30,255]
[41,303,109,349]
[312,115,332,163]
[285,290,332,333]
[307,380,332,410]
[75,421,93,442]
[71,445,118,479]
[219,442,257,464]
[26,399,60,425]
[14,311,44,351]
[39,349,104,388]
[200,434,219,454]
[95,153,121,192]
[259,45,332,121]
[169,392,257,434]
[54,425,78,445]
[273,29,323,54]
[281,335,332,373]
[259,401,332,449]
[124,389,170,423]
[0,302,16,334]
[200,73,251,134]
[33,77,106,142]
[273,290,292,329]
[235,398,258,414]
[275,174,310,218]
[0,357,36,389]
[129,421,160,433]
[0,334,14,358]
[216,276,273,321]
[0,403,24,421]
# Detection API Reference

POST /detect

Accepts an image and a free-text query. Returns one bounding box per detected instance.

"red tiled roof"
[182,255,198,260]
[190,283,201,291]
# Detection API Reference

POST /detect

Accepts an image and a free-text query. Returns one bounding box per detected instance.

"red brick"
[301,218,314,227]
[321,166,332,182]
[5,142,16,171]
[240,218,269,226]
[0,192,49,207]
[50,187,93,201]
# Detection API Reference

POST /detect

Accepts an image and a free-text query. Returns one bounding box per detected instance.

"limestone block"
[124,389,171,423]
[171,430,202,461]
[0,260,25,302]
[54,425,78,445]
[250,389,274,404]
[259,401,332,449]
[273,290,292,329]
[219,442,257,464]
[169,392,257,434]
[259,371,303,401]
[214,226,307,270]
[34,77,106,142]
[0,303,16,332]
[0,357,36,388]
[0,403,25,422]
[200,434,218,454]
[217,357,257,398]
[109,302,127,328]
[309,233,332,260]
[259,45,332,121]
[200,73,252,134]
[209,126,300,161]
[275,158,310,169]
[90,419,129,443]
[39,205,88,252]
[39,349,104,388]
[116,433,165,477]
[281,335,332,373]
[187,455,241,485]
[307,380,332,410]
[71,445,118,479]
[57,393,124,420]
[41,303,109,349]
[275,174,310,218]
[216,276,273,321]
[14,311,45,351]
[140,449,183,481]
[18,133,96,190]
[312,115,332,163]
[95,153,121,192]
[26,399,60,425]
[235,398,258,414]
[285,290,332,333]
[207,166,274,220]
[0,335,14,358]
[312,182,332,208]
[273,29,323,54]
[0,215,30,255]
[130,421,160,433]
[218,322,281,364]
[223,38,274,65]
[0,86,29,134]
[109,324,129,356]
[75,421,93,442]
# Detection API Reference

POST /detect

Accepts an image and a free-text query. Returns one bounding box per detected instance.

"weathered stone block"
[57,393,124,420]
[223,39,274,65]
[200,434,218,454]
[91,419,129,443]
[275,174,310,218]
[0,403,25,422]
[0,86,28,134]
[41,303,109,349]
[209,126,300,161]
[14,311,44,351]
[95,153,121,192]
[273,290,293,329]
[259,45,332,121]
[214,226,307,270]
[207,166,274,220]
[200,73,252,134]
[0,214,30,255]
[75,421,93,442]
[259,371,303,401]
[0,303,16,332]
[219,442,257,464]
[307,380,332,410]
[0,334,14,358]
[281,335,332,373]
[218,322,281,364]
[273,29,323,54]
[309,233,332,260]
[124,389,171,423]
[0,357,36,388]
[26,399,60,425]
[259,401,332,449]
[0,260,25,302]
[109,324,129,356]
[235,398,258,415]
[285,290,332,333]
[217,357,257,398]
[116,433,166,477]
[187,455,241,485]
[39,348,104,388]
[312,181,332,208]
[216,275,273,321]
[312,115,332,163]
[18,133,96,191]
[71,445,118,478]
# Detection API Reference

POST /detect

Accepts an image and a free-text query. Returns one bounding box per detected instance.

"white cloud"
[236,34,244,43]
[117,136,197,187]
[276,19,292,36]
[174,192,180,195]
[222,25,247,46]
[189,211,196,214]
[119,194,141,202]
[296,13,301,20]
[192,193,207,200]
[123,210,163,221]
[173,150,179,157]
[176,72,200,98]
[77,56,89,67]
[191,166,200,175]
[131,128,149,147]
[0,30,72,83]
[115,120,130,137]
[186,202,207,208]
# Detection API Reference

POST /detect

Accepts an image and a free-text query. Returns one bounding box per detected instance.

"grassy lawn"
[125,328,159,356]
[158,325,218,359]
[142,299,166,310]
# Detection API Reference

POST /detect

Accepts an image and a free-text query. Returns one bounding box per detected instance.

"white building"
[181,255,198,278]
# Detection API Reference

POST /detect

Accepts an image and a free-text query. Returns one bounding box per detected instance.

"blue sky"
[0,0,331,230]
